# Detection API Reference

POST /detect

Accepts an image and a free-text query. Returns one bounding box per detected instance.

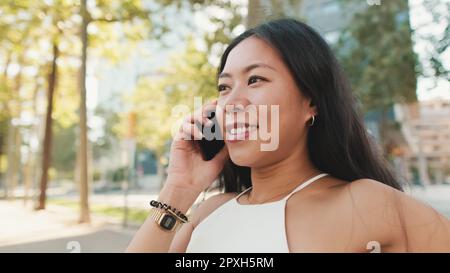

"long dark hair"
[217,18,404,193]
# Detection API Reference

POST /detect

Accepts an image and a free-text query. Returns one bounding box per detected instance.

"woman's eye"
[217,84,229,92]
[248,76,265,85]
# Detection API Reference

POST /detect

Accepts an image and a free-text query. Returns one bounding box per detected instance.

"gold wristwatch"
[149,207,184,232]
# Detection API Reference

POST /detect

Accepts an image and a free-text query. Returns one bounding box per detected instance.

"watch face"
[160,214,176,230]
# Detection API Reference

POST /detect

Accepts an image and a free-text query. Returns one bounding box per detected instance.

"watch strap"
[149,207,182,232]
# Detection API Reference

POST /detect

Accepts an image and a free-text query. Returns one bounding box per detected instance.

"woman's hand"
[164,99,229,194]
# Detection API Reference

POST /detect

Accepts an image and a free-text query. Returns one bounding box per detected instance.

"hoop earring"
[308,115,315,127]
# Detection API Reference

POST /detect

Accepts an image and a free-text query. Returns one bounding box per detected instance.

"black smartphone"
[196,110,225,161]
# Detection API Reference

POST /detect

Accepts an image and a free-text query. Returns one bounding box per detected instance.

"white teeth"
[229,125,256,134]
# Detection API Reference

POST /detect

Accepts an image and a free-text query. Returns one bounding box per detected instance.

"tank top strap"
[235,186,252,200]
[282,173,329,201]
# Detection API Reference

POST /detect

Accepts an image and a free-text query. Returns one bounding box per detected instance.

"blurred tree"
[78,0,90,223]
[37,41,59,210]
[335,0,418,154]
[117,38,217,183]
[13,0,80,210]
[416,0,449,82]
[247,0,264,28]
[247,0,304,28]
[179,0,303,56]
[0,3,19,197]
[0,1,44,198]
[52,123,77,178]
[0,0,161,217]
[92,107,120,161]
[50,66,80,182]
[76,0,175,223]
[157,0,247,64]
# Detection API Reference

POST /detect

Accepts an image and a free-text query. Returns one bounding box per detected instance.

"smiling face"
[215,36,317,168]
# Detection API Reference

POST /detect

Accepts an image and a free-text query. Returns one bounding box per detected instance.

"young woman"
[126,19,450,253]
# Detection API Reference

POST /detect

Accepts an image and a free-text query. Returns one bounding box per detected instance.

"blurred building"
[394,99,450,185]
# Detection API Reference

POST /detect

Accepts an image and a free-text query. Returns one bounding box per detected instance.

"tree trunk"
[247,0,264,29]
[78,0,91,223]
[246,0,304,29]
[36,42,59,210]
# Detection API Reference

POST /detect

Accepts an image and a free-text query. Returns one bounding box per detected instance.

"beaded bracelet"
[149,200,189,222]
[152,201,188,223]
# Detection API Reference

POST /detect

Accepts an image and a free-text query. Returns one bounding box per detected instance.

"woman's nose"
[221,90,251,112]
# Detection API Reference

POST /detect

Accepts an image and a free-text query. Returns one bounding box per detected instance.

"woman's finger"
[181,122,204,140]
[184,108,214,126]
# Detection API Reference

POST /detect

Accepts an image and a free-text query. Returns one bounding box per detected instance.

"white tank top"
[186,173,329,253]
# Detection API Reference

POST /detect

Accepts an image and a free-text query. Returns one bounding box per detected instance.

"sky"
[409,0,450,100]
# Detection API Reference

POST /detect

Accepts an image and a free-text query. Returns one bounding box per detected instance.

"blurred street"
[0,200,136,253]
[0,184,213,253]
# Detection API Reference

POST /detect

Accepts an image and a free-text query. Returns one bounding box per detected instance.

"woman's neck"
[249,144,320,203]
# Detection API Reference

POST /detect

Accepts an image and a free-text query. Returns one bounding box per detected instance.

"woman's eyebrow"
[218,63,276,79]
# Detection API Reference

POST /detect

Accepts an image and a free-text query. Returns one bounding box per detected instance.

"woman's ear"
[308,98,318,116]
[310,106,318,117]
[303,98,318,125]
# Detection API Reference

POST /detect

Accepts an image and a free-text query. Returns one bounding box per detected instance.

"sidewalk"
[0,200,136,253]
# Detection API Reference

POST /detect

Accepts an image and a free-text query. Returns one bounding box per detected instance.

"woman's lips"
[225,124,258,143]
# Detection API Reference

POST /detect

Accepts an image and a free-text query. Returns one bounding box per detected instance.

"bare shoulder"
[348,178,397,192]
[346,178,448,225]
[345,179,450,251]
[189,191,238,228]
[344,178,402,214]
[286,177,449,252]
